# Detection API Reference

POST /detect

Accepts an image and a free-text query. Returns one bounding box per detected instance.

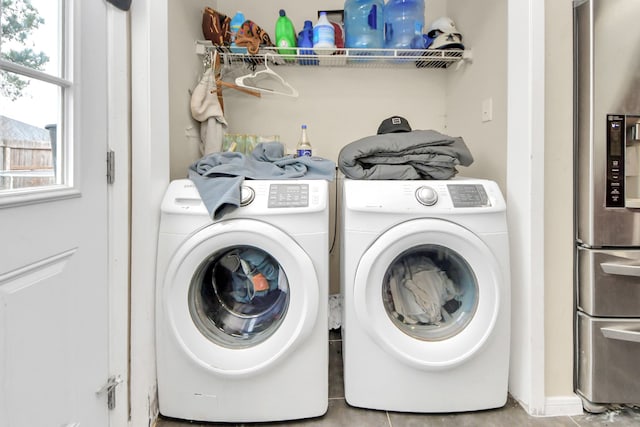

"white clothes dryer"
[156,179,329,423]
[341,178,510,413]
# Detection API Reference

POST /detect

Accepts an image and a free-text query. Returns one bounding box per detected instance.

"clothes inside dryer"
[188,245,290,348]
[382,244,478,341]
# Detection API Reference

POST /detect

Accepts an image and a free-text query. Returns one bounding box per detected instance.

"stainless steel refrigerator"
[574,0,640,413]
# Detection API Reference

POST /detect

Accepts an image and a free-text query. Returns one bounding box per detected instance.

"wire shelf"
[197,42,470,70]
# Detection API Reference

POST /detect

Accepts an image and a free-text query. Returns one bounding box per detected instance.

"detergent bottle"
[275,9,297,56]
[313,11,336,54]
[297,20,318,65]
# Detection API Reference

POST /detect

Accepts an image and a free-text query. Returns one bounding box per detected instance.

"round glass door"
[189,245,290,348]
[353,219,502,370]
[163,219,319,376]
[382,244,478,341]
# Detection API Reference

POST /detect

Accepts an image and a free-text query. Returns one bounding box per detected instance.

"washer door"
[353,218,501,370]
[162,219,319,377]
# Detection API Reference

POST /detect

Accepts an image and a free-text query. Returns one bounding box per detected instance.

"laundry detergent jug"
[313,11,336,54]
[384,0,425,50]
[344,0,384,51]
[275,9,297,56]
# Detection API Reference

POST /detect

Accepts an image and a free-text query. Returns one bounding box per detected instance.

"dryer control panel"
[345,178,505,214]
[447,184,490,208]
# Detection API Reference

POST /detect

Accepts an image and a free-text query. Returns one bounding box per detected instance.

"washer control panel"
[162,179,327,216]
[267,183,310,208]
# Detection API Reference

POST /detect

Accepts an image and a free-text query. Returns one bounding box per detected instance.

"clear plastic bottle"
[344,0,385,51]
[384,0,425,50]
[313,11,336,54]
[296,124,313,157]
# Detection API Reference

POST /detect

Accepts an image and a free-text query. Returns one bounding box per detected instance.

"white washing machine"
[341,178,510,413]
[156,179,329,423]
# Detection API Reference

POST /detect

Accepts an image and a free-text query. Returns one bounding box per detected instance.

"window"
[0,0,68,195]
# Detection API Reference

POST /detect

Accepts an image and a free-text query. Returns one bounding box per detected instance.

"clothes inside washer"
[204,249,289,338]
[218,248,280,303]
[387,255,462,325]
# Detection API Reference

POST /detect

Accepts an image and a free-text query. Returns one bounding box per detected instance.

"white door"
[0,1,125,426]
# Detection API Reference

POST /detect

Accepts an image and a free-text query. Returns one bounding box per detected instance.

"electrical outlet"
[482,98,493,122]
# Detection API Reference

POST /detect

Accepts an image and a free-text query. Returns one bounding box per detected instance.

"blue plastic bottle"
[344,0,384,52]
[230,11,246,53]
[297,21,318,65]
[384,0,425,50]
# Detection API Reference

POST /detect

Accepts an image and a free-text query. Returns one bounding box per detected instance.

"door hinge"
[107,150,115,184]
[96,375,123,410]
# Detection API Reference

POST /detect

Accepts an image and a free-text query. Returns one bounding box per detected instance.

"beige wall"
[168,0,211,180]
[171,0,505,178]
[446,0,508,194]
[211,0,450,163]
[544,0,574,398]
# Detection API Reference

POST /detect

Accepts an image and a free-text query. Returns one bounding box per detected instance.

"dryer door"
[162,219,319,377]
[353,218,502,370]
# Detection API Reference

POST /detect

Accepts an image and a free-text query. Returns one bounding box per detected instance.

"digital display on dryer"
[268,184,309,208]
[447,184,490,208]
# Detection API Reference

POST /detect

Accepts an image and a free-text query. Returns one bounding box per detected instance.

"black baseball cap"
[106,0,132,11]
[377,116,412,134]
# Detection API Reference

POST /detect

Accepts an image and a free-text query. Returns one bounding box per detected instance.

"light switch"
[482,98,493,122]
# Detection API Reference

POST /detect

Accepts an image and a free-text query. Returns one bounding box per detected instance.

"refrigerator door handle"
[601,327,640,344]
[600,262,640,277]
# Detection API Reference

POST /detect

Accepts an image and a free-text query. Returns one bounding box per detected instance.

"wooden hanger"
[217,79,262,98]
[211,50,261,101]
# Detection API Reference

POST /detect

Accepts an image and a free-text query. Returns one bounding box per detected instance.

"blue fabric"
[229,248,280,303]
[188,142,336,220]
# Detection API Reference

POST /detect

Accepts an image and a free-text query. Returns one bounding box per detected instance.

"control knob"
[415,186,438,206]
[240,186,255,206]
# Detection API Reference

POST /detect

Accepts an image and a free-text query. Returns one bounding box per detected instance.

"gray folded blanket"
[188,142,336,220]
[338,130,474,180]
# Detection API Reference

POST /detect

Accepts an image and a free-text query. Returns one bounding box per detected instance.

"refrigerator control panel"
[606,114,640,208]
[606,115,625,207]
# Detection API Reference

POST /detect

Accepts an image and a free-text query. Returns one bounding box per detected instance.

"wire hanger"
[235,53,299,98]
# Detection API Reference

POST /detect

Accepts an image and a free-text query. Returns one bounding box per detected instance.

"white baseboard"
[542,395,584,417]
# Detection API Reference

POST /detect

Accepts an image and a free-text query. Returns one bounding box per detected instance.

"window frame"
[0,0,78,207]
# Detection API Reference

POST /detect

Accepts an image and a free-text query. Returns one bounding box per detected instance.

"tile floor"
[156,330,640,427]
